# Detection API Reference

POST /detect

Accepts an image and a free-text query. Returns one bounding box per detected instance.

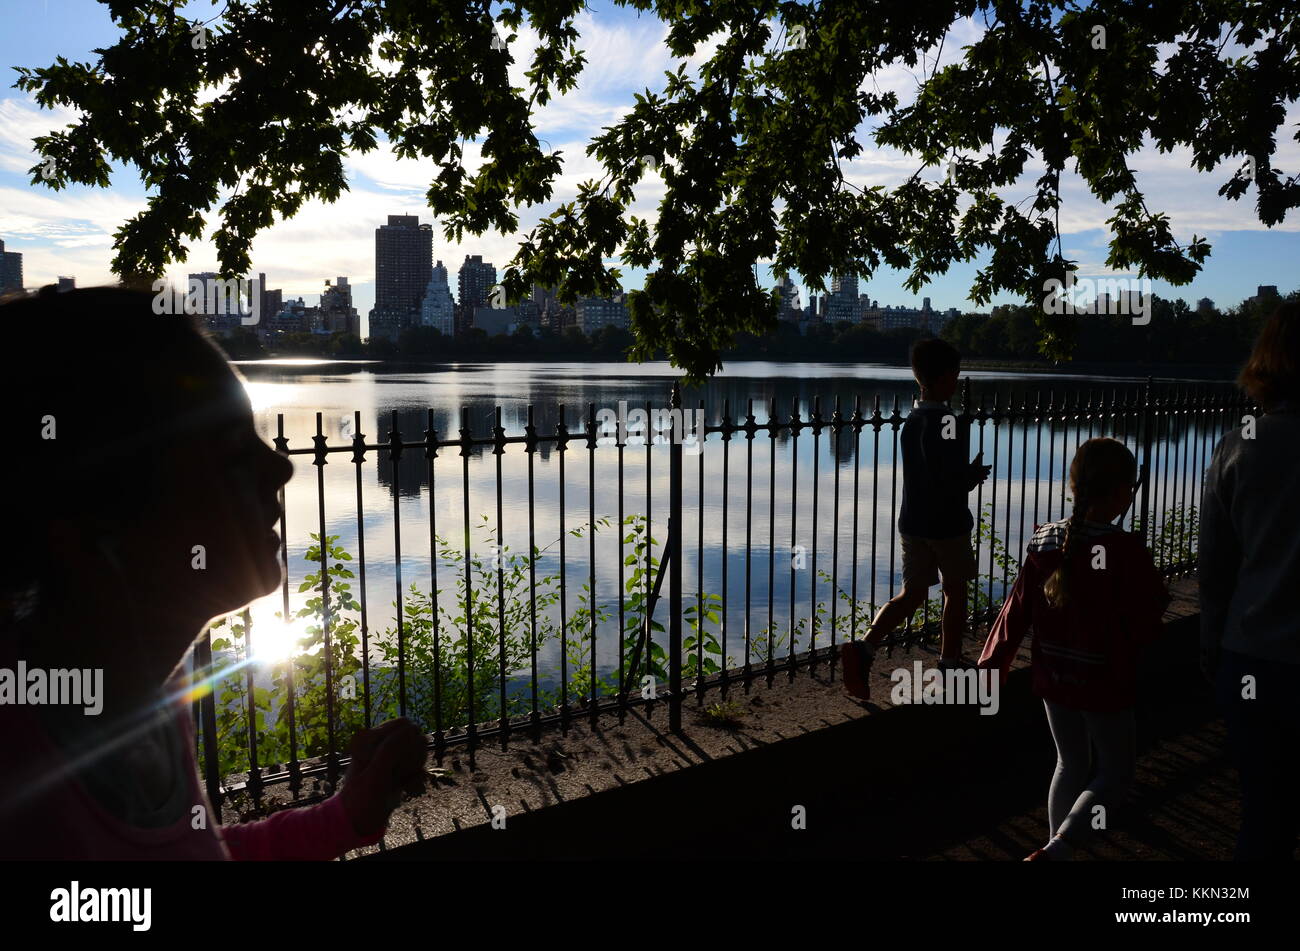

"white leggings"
[1043,700,1136,845]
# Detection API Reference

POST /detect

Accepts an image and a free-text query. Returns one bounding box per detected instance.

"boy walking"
[840,338,990,700]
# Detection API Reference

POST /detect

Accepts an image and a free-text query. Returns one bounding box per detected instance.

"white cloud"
[0,98,82,176]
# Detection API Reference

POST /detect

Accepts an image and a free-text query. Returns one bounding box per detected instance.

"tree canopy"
[16,0,1300,380]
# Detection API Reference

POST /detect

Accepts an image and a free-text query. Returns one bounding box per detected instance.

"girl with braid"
[978,437,1169,860]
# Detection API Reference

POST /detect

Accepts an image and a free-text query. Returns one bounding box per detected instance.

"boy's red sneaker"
[839,641,872,700]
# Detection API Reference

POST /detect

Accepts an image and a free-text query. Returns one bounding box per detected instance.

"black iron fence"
[193,377,1254,810]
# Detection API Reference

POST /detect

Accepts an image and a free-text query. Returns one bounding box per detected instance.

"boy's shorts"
[900,533,978,589]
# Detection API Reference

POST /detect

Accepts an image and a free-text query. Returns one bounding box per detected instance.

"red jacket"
[979,520,1170,712]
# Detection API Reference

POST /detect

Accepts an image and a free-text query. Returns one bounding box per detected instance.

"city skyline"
[4,227,1291,342]
[1,2,1297,339]
[3,210,1295,341]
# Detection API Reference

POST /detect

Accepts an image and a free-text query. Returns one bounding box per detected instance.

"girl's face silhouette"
[101,362,294,646]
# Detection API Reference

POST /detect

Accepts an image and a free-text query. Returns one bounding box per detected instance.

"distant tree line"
[213,293,1292,368]
[215,320,927,364]
[215,324,643,362]
[384,324,640,360]
[722,321,928,362]
[940,293,1295,366]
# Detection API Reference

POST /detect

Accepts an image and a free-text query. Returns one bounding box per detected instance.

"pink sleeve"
[978,560,1033,683]
[219,793,386,861]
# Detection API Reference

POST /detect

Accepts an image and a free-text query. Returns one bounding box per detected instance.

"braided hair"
[1043,437,1137,609]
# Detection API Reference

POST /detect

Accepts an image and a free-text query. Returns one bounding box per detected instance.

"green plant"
[701,699,748,729]
[203,515,691,777]
[1131,503,1198,570]
[206,534,369,779]
[380,516,564,728]
[200,498,1106,783]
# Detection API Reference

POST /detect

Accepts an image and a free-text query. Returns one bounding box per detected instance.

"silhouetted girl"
[0,287,425,859]
[980,437,1169,860]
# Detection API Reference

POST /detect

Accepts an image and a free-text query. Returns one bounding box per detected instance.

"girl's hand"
[339,718,428,837]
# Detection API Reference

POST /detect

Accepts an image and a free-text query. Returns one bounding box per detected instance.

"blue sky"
[1,0,1296,334]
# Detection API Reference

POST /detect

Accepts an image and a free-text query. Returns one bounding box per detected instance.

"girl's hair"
[1043,437,1137,610]
[1238,301,1300,410]
[2,286,232,601]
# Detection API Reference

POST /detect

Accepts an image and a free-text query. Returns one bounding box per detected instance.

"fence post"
[1138,376,1154,545]
[193,630,222,811]
[669,381,684,733]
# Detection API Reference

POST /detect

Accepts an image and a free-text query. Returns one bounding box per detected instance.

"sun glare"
[240,379,282,414]
[246,602,302,665]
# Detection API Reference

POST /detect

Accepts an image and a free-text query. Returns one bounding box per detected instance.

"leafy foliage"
[204,514,687,777]
[207,533,370,779]
[1132,503,1199,570]
[16,1,1300,379]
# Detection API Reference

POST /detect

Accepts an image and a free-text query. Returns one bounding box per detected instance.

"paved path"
[361,577,1245,861]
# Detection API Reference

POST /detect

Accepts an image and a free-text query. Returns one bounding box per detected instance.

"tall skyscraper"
[457,255,497,335]
[826,272,860,323]
[257,272,283,325]
[420,260,456,335]
[776,274,801,321]
[830,273,858,299]
[0,239,24,295]
[530,282,558,328]
[370,215,433,341]
[321,277,360,336]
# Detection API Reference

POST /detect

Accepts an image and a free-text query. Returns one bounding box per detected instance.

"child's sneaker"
[839,641,875,700]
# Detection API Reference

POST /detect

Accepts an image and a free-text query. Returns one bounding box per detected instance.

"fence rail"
[193,377,1254,810]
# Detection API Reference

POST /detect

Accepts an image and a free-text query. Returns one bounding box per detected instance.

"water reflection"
[235,361,1234,686]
